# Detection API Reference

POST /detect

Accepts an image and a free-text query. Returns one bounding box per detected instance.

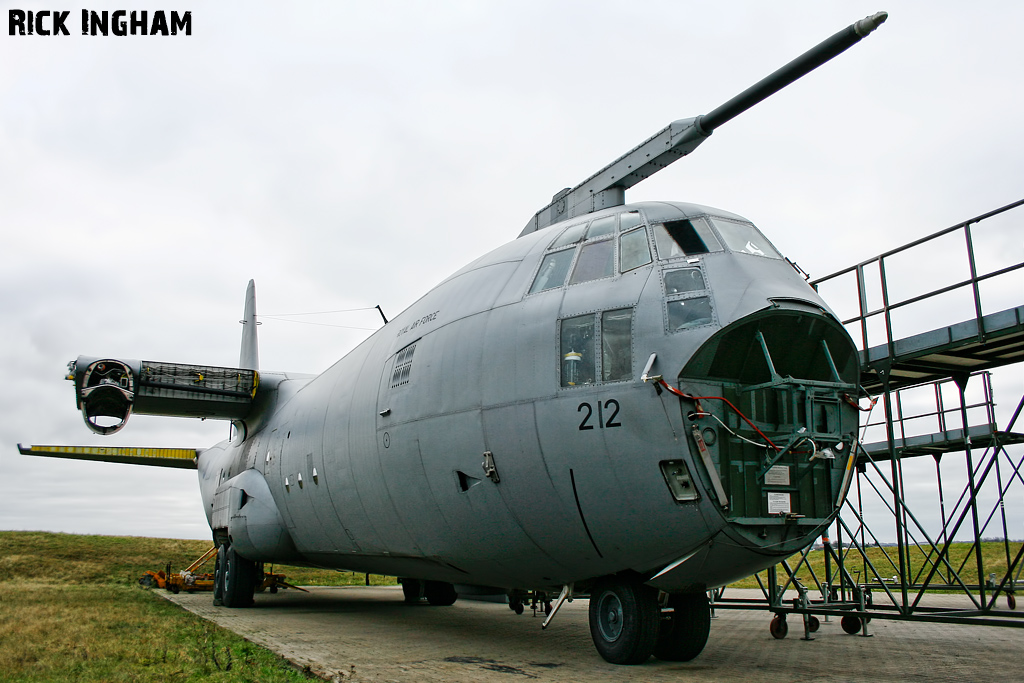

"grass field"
[725,539,1022,592]
[0,531,394,682]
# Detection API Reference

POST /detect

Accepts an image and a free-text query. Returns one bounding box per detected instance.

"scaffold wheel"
[841,615,862,634]
[769,615,788,639]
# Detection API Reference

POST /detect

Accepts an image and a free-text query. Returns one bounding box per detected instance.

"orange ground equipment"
[139,546,307,594]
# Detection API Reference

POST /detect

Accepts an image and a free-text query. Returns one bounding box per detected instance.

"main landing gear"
[399,578,459,606]
[213,543,262,608]
[588,577,711,665]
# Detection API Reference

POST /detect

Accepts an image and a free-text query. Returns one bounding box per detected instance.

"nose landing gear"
[587,577,712,664]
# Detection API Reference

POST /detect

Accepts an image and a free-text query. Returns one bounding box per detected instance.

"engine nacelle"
[69,356,259,435]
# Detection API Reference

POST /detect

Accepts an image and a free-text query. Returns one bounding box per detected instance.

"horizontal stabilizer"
[17,444,199,470]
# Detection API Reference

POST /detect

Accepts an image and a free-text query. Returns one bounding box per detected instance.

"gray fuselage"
[199,200,860,593]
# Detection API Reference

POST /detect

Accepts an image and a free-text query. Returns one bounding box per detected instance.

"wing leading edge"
[17,444,199,470]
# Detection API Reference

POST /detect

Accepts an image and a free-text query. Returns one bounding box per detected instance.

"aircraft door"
[373,342,447,558]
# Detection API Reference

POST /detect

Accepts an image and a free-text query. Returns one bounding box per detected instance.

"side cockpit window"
[619,227,652,272]
[560,315,595,386]
[529,249,576,294]
[560,308,633,387]
[664,267,714,331]
[529,211,650,295]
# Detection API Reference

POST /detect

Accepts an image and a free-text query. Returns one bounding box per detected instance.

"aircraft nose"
[674,304,861,555]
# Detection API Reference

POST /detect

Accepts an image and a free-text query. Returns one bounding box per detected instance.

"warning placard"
[764,465,790,486]
[767,492,792,514]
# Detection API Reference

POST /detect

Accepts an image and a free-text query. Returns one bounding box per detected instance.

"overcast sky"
[1,1,1021,544]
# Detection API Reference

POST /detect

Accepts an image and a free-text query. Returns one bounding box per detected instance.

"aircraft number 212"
[578,400,621,431]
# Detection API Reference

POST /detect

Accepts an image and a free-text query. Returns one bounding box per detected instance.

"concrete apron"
[162,586,1023,683]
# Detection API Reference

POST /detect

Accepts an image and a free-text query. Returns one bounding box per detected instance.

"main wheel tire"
[654,592,711,662]
[424,581,458,606]
[807,615,820,633]
[588,577,660,665]
[221,546,257,608]
[402,578,423,604]
[212,543,227,606]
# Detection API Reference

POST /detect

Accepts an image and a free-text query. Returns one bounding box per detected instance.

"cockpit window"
[560,315,595,387]
[550,223,586,249]
[560,307,634,387]
[668,297,714,330]
[654,219,723,259]
[664,268,706,294]
[664,266,714,332]
[529,248,575,294]
[709,218,782,259]
[530,211,650,296]
[586,215,617,240]
[619,227,652,272]
[602,309,633,381]
[619,211,643,231]
[569,239,614,284]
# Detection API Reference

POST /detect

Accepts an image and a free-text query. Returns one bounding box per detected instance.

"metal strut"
[541,584,574,630]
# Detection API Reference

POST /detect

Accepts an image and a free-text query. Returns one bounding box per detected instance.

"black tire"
[222,545,257,608]
[212,544,227,606]
[588,577,660,665]
[769,615,788,639]
[402,578,423,604]
[1008,593,1017,610]
[424,581,458,606]
[654,592,711,662]
[170,583,180,595]
[840,615,862,634]
[808,615,820,633]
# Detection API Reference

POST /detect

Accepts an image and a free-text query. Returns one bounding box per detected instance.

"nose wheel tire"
[588,577,660,665]
[654,592,711,661]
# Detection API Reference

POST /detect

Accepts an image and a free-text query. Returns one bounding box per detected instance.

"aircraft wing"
[17,444,199,469]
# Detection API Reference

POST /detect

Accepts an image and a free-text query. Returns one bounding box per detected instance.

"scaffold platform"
[861,304,1024,394]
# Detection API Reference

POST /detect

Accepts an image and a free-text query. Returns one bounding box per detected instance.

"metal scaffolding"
[714,198,1024,638]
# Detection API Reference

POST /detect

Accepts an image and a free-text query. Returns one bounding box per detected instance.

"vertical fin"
[239,280,259,371]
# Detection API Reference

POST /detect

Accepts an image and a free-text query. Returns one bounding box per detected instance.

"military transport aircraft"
[19,12,887,665]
